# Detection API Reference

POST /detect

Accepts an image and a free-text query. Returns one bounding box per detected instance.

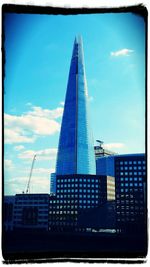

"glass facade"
[49,174,108,230]
[115,154,146,233]
[56,36,96,175]
[50,173,56,194]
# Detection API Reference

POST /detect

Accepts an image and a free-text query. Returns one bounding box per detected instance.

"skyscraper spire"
[56,36,96,175]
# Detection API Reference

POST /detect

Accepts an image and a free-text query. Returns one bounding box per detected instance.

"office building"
[50,173,56,195]
[48,36,116,232]
[94,140,116,159]
[96,153,146,234]
[4,196,15,231]
[56,36,96,175]
[115,154,146,234]
[49,174,115,232]
[13,194,49,231]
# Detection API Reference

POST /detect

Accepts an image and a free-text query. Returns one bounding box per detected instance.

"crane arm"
[26,154,36,194]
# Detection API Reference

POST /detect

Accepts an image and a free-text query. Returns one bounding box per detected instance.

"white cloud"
[33,168,55,175]
[103,143,125,150]
[111,49,134,57]
[14,145,25,151]
[60,101,64,106]
[4,159,14,170]
[4,105,63,144]
[6,175,51,194]
[18,148,57,161]
[27,106,63,119]
[4,127,36,144]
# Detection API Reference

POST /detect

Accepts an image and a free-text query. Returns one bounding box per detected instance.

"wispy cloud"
[60,101,64,106]
[4,159,14,170]
[18,148,57,161]
[5,174,52,194]
[4,105,63,144]
[111,49,134,57]
[14,145,25,151]
[103,143,125,150]
[26,105,63,119]
[4,128,36,144]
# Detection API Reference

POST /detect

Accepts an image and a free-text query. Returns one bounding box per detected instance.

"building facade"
[50,173,56,195]
[49,174,115,232]
[96,153,146,234]
[13,194,49,231]
[56,36,96,175]
[115,154,146,234]
[4,196,15,231]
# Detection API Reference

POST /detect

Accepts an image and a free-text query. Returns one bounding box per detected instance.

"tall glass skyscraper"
[56,36,96,175]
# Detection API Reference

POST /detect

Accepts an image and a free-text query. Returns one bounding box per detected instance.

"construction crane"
[25,154,36,194]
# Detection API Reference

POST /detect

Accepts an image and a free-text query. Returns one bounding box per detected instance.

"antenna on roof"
[96,140,104,148]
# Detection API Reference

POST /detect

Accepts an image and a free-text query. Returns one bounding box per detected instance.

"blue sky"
[4,12,146,195]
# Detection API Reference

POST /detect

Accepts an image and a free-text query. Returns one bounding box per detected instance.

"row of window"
[57,194,99,199]
[117,166,145,171]
[116,200,143,204]
[57,184,99,188]
[117,188,144,193]
[50,199,98,205]
[49,210,77,215]
[15,201,49,205]
[57,178,99,183]
[119,177,143,181]
[116,193,143,198]
[57,189,99,193]
[117,160,145,165]
[49,222,76,226]
[49,200,99,209]
[118,171,145,176]
[116,206,144,210]
[120,182,143,187]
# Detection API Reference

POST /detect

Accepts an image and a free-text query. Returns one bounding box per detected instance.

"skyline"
[4,11,146,195]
